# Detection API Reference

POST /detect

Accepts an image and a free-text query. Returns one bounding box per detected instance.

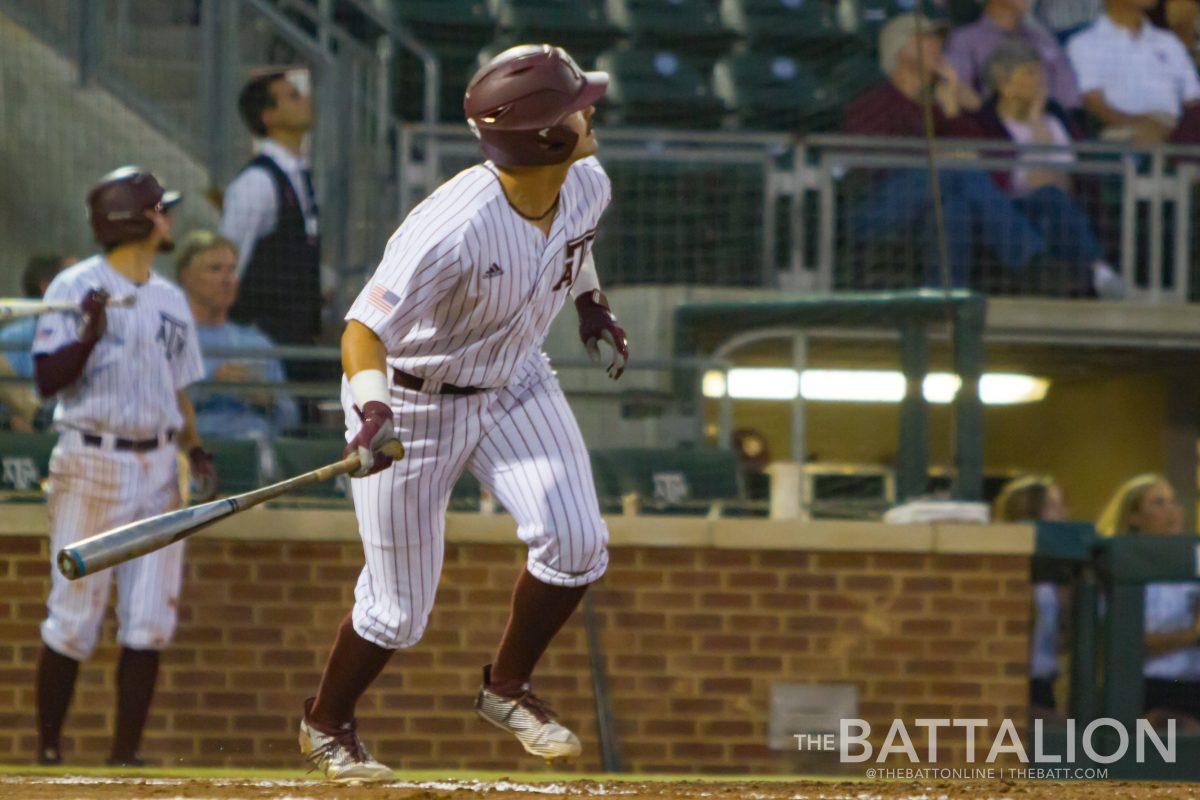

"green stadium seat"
[0,431,55,496]
[494,0,619,62]
[205,438,262,496]
[595,46,725,127]
[588,450,626,513]
[274,437,350,500]
[723,0,848,46]
[608,0,736,57]
[395,0,495,45]
[393,1,496,121]
[713,51,841,132]
[831,53,882,107]
[450,469,482,512]
[591,448,742,514]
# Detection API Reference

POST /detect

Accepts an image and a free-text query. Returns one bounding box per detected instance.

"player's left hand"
[575,290,628,380]
[188,446,219,503]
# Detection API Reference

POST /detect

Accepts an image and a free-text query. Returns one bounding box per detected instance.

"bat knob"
[57,549,86,580]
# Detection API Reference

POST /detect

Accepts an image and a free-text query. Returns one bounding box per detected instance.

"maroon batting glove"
[187,446,218,502]
[575,290,629,380]
[78,288,110,343]
[344,400,403,477]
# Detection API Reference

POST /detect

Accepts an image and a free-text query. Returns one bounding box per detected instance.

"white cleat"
[298,699,394,784]
[474,665,582,762]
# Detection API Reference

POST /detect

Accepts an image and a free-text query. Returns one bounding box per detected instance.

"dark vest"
[229,154,322,344]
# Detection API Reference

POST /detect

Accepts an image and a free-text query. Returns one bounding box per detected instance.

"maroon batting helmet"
[87,166,181,249]
[464,44,607,167]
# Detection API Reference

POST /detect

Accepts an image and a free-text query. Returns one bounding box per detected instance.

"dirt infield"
[1,775,1197,800]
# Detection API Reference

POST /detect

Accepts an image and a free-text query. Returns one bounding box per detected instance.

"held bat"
[0,295,136,321]
[57,453,362,580]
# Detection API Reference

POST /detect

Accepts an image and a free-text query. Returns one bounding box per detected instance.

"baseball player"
[299,44,628,781]
[32,167,217,767]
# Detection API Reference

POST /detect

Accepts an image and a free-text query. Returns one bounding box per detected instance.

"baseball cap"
[878,12,949,76]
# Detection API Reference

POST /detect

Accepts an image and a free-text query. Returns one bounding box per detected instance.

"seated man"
[843,13,1047,288]
[945,0,1082,109]
[1067,0,1200,143]
[175,231,299,450]
[0,255,71,430]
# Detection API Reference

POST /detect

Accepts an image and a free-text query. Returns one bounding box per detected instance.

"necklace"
[511,194,559,222]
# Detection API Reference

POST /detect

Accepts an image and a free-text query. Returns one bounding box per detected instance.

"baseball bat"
[57,453,362,580]
[0,295,136,321]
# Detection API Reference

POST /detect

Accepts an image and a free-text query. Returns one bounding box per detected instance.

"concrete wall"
[0,12,217,293]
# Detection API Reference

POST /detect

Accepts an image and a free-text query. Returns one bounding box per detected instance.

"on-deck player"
[32,167,217,766]
[299,44,629,781]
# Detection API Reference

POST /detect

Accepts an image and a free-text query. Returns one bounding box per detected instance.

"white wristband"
[349,368,390,409]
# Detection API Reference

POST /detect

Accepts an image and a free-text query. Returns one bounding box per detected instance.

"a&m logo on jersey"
[367,284,400,314]
[156,312,188,360]
[553,228,598,291]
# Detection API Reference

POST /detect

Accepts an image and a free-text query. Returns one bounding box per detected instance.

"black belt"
[393,369,482,396]
[81,430,176,452]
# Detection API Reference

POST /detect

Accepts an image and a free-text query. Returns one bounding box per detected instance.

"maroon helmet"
[86,166,181,249]
[464,44,608,167]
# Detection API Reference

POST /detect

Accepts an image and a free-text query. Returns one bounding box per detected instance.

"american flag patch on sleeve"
[367,284,400,314]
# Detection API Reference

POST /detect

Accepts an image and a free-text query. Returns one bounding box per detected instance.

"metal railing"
[396,127,1200,304]
[0,0,440,313]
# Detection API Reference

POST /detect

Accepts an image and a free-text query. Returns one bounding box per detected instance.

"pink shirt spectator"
[944,17,1082,108]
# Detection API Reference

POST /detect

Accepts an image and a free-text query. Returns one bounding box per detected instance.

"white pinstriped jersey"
[347,156,611,389]
[33,256,204,438]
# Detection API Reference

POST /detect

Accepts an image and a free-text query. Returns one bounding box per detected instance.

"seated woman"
[993,475,1070,720]
[972,38,1124,299]
[1097,474,1200,730]
[175,231,300,473]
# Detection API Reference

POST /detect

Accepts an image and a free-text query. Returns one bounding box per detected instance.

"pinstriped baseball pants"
[342,353,609,650]
[41,431,185,661]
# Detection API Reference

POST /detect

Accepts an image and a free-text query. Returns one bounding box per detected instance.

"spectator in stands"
[993,475,1070,719]
[843,13,1051,288]
[944,0,1082,109]
[220,69,322,364]
[1067,0,1200,144]
[0,255,72,431]
[972,40,1124,296]
[1097,474,1200,729]
[176,231,299,448]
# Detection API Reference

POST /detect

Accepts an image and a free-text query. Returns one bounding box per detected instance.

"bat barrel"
[56,497,236,580]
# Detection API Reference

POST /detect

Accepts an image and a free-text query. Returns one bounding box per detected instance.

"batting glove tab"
[575,290,629,380]
[187,446,219,503]
[345,400,405,477]
[78,288,109,343]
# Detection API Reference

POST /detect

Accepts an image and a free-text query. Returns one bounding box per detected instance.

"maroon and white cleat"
[474,665,582,761]
[298,698,394,783]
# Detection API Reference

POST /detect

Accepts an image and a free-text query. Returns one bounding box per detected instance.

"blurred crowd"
[843,0,1200,293]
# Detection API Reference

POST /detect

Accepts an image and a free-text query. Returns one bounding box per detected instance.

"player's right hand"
[78,288,109,343]
[344,400,404,477]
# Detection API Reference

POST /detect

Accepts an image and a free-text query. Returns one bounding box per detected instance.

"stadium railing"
[399,124,1200,304]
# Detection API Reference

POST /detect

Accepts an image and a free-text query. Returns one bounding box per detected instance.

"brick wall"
[0,532,1031,772]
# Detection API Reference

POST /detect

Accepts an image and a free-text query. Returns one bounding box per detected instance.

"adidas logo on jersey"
[483,263,504,278]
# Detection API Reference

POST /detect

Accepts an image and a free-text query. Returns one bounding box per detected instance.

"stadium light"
[702,369,1048,405]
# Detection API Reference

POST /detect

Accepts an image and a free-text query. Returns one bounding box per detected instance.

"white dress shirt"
[1067,15,1200,119]
[220,138,320,278]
